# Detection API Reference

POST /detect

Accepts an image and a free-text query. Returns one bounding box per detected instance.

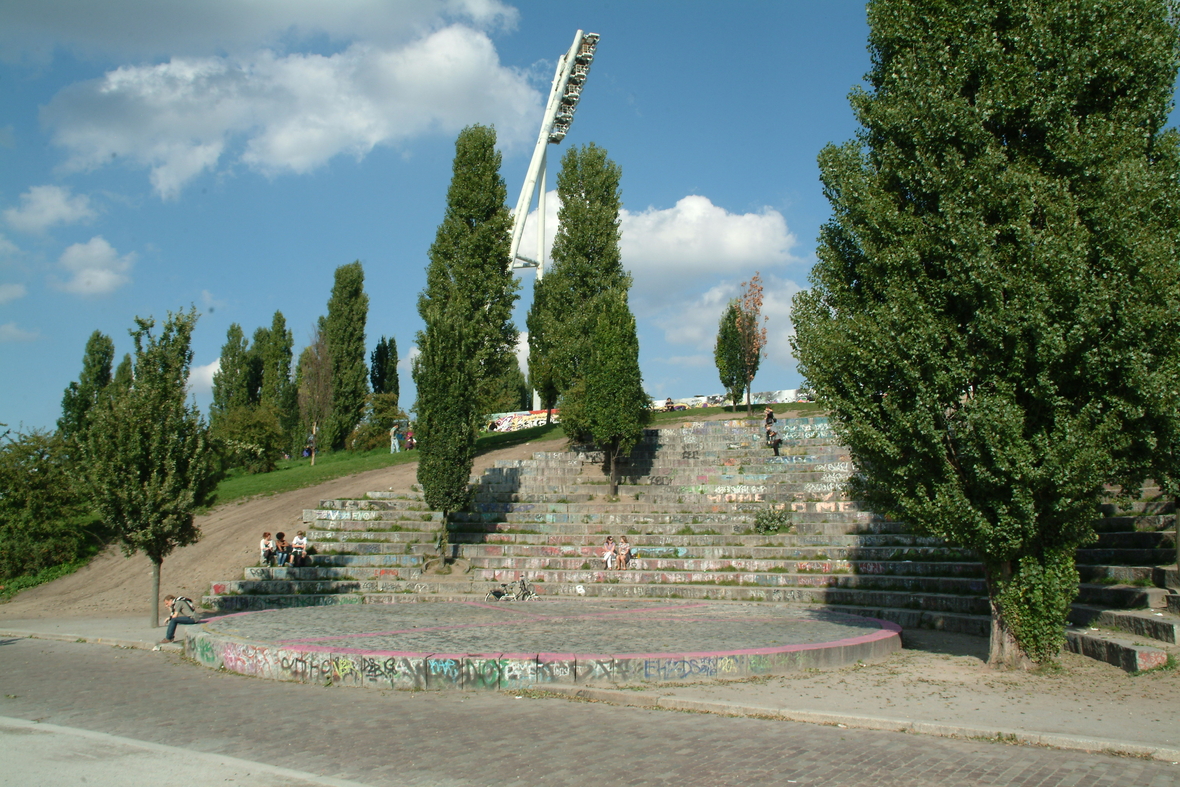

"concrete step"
[1077,565,1156,584]
[463,566,988,596]
[1076,548,1175,565]
[303,509,445,524]
[1093,515,1176,533]
[1069,605,1180,645]
[462,555,983,578]
[447,542,970,560]
[243,566,423,581]
[1065,627,1172,672]
[1075,583,1169,609]
[446,532,950,550]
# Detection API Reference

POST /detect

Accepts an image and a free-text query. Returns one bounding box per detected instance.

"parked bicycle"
[484,578,538,602]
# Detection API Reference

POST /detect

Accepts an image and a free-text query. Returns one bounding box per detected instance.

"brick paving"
[203,600,885,654]
[2,637,1177,786]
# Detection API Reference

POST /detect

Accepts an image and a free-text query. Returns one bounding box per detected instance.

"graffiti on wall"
[486,409,560,433]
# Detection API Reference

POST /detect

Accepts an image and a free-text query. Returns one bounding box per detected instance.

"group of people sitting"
[601,535,633,570]
[260,530,308,567]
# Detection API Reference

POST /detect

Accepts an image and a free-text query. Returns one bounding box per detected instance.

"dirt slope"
[0,436,568,620]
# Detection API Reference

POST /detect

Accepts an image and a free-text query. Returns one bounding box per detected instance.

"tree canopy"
[58,330,115,451]
[791,0,1180,666]
[322,261,370,450]
[714,301,744,408]
[85,309,218,627]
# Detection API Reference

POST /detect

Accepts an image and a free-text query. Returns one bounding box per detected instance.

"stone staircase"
[204,416,1180,662]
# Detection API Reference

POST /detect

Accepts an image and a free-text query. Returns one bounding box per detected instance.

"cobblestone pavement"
[205,601,886,654]
[2,637,1177,786]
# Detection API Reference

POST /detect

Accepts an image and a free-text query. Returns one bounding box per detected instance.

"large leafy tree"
[791,0,1180,667]
[295,324,332,462]
[734,273,768,416]
[714,302,744,408]
[415,125,518,537]
[322,262,370,450]
[85,309,218,627]
[527,143,627,405]
[580,290,651,495]
[58,330,115,452]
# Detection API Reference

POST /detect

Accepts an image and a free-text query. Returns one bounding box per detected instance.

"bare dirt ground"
[0,435,568,620]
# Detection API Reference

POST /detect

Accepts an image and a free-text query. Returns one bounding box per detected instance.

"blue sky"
[0,1,872,431]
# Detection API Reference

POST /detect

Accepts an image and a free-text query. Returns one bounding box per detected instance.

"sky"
[0,0,875,432]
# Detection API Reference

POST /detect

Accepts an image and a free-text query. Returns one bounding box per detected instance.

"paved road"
[2,637,1176,787]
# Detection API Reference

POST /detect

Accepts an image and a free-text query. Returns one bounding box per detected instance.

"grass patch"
[204,423,565,510]
[0,513,110,603]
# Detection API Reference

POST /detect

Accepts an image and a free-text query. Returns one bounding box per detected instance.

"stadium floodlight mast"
[509,30,600,281]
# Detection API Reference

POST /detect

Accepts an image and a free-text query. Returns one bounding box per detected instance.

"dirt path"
[0,435,569,620]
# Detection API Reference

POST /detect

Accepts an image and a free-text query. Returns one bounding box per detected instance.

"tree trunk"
[746,383,752,417]
[150,558,162,628]
[985,562,1033,669]
[608,446,619,497]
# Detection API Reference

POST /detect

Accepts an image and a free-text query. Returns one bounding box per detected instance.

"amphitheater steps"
[204,415,1179,657]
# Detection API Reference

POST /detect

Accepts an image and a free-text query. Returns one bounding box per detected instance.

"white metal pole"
[537,148,547,281]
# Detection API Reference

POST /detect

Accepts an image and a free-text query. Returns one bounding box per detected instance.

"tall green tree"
[255,311,298,446]
[579,291,651,495]
[295,324,332,461]
[112,353,133,391]
[321,262,370,450]
[370,335,400,402]
[84,309,218,628]
[415,124,518,540]
[791,0,1180,667]
[58,330,115,449]
[714,302,744,408]
[527,143,626,402]
[210,323,254,424]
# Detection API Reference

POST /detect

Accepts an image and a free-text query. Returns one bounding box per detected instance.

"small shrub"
[754,508,793,535]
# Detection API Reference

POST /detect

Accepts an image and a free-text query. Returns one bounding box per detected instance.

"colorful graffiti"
[486,409,561,433]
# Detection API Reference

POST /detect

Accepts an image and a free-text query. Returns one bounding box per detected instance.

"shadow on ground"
[900,629,989,661]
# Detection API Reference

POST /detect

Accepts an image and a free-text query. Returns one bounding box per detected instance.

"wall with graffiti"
[485,409,560,433]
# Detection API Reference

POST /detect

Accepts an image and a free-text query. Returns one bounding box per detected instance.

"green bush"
[210,404,285,474]
[753,508,793,535]
[0,430,87,580]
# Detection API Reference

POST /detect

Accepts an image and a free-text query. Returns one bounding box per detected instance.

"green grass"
[206,422,566,509]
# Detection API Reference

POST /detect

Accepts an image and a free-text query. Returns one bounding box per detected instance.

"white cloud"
[0,283,27,304]
[3,185,96,233]
[0,1,518,61]
[0,322,38,342]
[653,274,803,369]
[514,331,529,374]
[518,193,798,300]
[54,236,135,295]
[0,234,19,260]
[187,358,220,396]
[397,345,420,372]
[43,25,540,199]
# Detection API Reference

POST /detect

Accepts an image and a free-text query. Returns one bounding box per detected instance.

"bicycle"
[484,577,538,602]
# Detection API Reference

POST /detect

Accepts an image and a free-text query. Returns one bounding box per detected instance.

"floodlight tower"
[509,30,600,281]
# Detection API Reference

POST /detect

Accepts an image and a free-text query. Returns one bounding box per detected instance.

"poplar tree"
[527,143,626,404]
[256,311,298,445]
[415,124,517,535]
[791,0,1180,667]
[320,262,370,450]
[85,309,217,627]
[210,323,253,425]
[370,335,399,402]
[581,291,651,495]
[713,302,744,408]
[58,330,115,449]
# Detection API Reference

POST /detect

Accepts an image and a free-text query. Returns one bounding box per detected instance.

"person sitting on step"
[159,594,197,644]
[260,532,275,566]
[290,530,308,568]
[274,532,291,567]
[617,536,632,570]
[602,535,616,570]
